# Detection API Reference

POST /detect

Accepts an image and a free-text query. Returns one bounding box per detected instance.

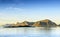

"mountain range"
[4,19,57,28]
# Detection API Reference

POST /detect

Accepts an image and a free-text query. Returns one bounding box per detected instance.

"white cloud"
[5,7,23,11]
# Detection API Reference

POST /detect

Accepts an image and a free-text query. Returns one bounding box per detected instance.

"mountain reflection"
[0,27,60,37]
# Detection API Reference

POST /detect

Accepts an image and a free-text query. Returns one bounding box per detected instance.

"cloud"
[6,7,23,11]
[2,7,24,13]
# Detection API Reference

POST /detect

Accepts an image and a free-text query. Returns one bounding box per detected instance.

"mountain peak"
[40,19,51,22]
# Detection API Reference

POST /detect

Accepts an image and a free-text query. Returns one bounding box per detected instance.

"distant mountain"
[3,24,15,28]
[13,21,34,27]
[33,19,57,27]
[3,19,57,28]
[15,21,30,27]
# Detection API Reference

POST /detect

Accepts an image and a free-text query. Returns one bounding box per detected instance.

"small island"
[3,19,58,28]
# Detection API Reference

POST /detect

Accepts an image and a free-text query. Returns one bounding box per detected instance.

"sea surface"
[0,27,60,37]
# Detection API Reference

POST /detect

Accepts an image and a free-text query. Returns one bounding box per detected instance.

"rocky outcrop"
[33,19,57,27]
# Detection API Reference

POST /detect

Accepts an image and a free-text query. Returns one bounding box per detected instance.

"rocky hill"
[4,19,57,27]
[33,19,57,27]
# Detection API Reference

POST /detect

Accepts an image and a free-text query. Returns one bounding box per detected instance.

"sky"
[0,0,60,25]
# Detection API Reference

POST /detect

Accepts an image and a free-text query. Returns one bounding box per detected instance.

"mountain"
[3,19,57,27]
[32,19,57,27]
[3,24,16,28]
[15,21,34,27]
[16,21,29,27]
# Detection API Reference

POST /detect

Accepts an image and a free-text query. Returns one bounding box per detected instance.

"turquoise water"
[0,27,60,37]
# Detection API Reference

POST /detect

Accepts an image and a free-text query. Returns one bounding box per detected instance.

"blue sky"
[0,0,60,25]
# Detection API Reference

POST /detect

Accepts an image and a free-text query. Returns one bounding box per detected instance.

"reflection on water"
[0,27,60,37]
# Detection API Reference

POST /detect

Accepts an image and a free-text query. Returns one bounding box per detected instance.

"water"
[0,27,60,37]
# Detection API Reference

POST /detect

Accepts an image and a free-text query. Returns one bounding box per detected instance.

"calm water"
[0,27,60,37]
